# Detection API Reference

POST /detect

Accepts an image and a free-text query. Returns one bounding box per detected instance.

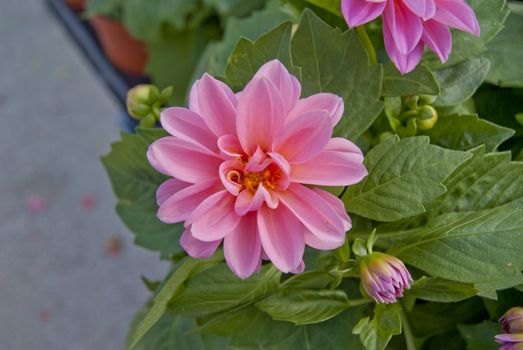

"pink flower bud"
[500,307,523,334]
[495,333,523,349]
[359,252,412,304]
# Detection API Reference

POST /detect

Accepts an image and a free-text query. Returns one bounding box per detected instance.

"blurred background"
[0,1,170,348]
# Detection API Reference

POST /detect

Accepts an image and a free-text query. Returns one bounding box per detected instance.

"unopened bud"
[127,85,153,119]
[416,106,438,131]
[419,95,438,106]
[403,96,419,110]
[359,252,412,304]
[500,307,523,333]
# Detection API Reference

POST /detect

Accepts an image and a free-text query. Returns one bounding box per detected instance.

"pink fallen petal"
[25,195,47,214]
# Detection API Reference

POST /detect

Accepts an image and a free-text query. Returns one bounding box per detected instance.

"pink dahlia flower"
[359,252,412,304]
[341,0,480,73]
[147,60,367,279]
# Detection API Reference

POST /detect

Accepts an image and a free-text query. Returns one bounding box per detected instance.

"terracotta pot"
[65,0,86,11]
[89,16,148,76]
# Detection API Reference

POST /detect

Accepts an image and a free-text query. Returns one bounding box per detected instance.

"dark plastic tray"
[46,0,149,110]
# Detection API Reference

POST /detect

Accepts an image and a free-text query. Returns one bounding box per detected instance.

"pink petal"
[160,107,218,152]
[341,0,387,28]
[217,134,244,157]
[383,0,423,55]
[291,261,305,274]
[312,188,352,231]
[257,204,305,273]
[188,74,237,137]
[219,159,244,196]
[274,109,332,163]
[236,77,285,155]
[422,19,452,63]
[224,213,262,279]
[253,60,301,116]
[156,178,191,206]
[235,187,265,216]
[290,140,368,186]
[279,184,345,246]
[188,190,240,242]
[383,21,425,74]
[286,93,344,127]
[157,180,221,224]
[147,137,222,183]
[402,0,436,20]
[432,0,480,36]
[180,227,221,259]
[305,229,343,250]
[244,147,272,173]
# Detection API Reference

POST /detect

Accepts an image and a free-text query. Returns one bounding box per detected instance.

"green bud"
[516,113,523,127]
[416,105,438,130]
[419,94,438,106]
[148,85,161,101]
[379,131,394,142]
[139,114,157,128]
[403,96,419,110]
[160,86,174,102]
[127,84,153,119]
[388,117,401,132]
[130,104,151,119]
[352,238,368,257]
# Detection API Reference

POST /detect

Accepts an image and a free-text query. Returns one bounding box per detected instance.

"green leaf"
[280,270,335,289]
[128,255,222,349]
[425,0,508,66]
[382,63,439,97]
[458,321,500,350]
[406,277,478,303]
[207,0,296,78]
[168,264,281,317]
[291,9,383,140]
[304,0,342,16]
[353,304,402,350]
[146,27,216,105]
[225,21,294,91]
[388,207,523,285]
[484,11,523,88]
[256,289,350,325]
[407,298,486,338]
[475,275,523,299]
[128,312,215,350]
[203,0,266,18]
[421,114,514,152]
[431,147,523,214]
[343,136,471,222]
[197,306,299,348]
[102,128,184,258]
[433,58,491,107]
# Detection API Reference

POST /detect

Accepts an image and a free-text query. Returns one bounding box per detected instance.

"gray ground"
[0,1,167,349]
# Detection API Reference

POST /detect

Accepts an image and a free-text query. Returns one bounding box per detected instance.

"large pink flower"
[342,0,480,73]
[147,60,367,278]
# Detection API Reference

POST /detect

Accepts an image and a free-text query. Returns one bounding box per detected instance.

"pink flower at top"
[147,60,367,279]
[341,0,480,73]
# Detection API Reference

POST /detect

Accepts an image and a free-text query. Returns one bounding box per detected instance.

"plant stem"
[356,25,378,65]
[400,307,417,350]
